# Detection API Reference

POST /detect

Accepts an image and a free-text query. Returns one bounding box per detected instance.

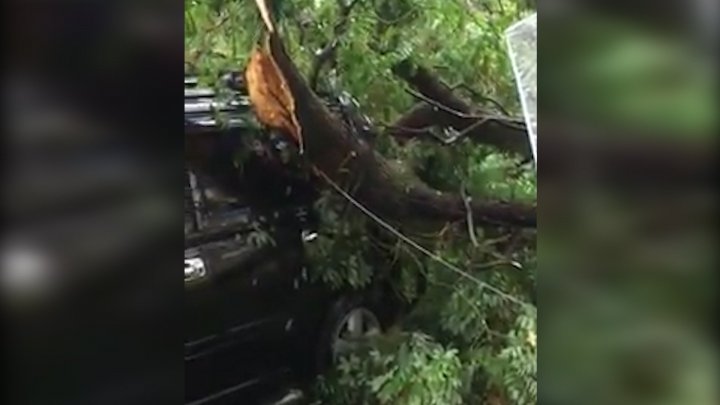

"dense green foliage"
[186,0,537,403]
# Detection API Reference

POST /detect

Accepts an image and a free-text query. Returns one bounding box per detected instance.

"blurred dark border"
[5,1,184,404]
[538,1,718,404]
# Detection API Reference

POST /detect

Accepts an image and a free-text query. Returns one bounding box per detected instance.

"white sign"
[506,13,537,166]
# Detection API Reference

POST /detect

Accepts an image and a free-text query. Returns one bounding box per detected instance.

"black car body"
[184,76,417,404]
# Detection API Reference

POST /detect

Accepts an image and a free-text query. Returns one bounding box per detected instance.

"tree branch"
[390,59,532,158]
[308,0,362,90]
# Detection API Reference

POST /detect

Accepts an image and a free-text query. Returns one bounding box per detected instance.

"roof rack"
[184,73,376,143]
[184,75,255,135]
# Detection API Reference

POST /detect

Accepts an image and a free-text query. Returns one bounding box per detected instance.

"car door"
[185,171,230,402]
[186,170,308,398]
[184,247,225,402]
[205,212,306,388]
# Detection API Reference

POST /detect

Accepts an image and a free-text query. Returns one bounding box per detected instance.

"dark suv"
[184,76,417,404]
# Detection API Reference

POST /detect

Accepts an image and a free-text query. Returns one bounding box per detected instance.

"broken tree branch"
[245,2,536,228]
[391,59,532,158]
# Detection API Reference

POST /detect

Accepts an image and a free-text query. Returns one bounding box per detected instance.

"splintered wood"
[245,42,303,151]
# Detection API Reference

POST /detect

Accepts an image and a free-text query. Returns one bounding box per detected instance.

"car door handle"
[185,257,207,282]
[301,230,318,242]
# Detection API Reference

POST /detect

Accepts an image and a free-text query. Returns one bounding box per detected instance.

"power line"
[315,169,533,309]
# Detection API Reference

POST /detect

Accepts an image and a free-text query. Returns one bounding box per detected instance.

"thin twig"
[437,116,490,144]
[449,83,511,116]
[471,260,519,271]
[384,116,490,145]
[461,185,479,247]
[404,88,481,119]
[382,123,437,134]
[403,87,522,128]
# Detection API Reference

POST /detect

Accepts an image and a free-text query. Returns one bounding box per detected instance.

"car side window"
[185,166,313,250]
[185,168,256,233]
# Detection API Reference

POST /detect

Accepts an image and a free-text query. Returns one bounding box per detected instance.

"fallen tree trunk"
[389,59,532,159]
[244,5,535,228]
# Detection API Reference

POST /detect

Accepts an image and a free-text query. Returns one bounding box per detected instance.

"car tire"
[313,294,384,371]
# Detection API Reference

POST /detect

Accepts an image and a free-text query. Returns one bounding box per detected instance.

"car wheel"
[315,295,383,370]
[330,307,381,362]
